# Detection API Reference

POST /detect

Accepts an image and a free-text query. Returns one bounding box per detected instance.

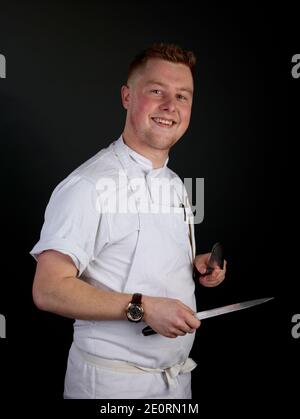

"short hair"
[127,43,196,82]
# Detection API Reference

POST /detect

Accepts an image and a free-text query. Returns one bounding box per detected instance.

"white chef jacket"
[30,136,197,398]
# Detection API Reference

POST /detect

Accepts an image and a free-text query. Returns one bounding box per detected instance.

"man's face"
[121,58,194,152]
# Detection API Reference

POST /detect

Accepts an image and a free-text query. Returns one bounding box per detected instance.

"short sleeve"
[30,175,104,276]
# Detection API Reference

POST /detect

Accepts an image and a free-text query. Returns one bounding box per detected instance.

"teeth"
[153,117,173,126]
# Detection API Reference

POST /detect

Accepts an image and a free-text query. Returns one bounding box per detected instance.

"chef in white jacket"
[30,43,226,399]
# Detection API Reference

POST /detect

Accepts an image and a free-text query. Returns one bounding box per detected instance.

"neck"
[122,133,168,169]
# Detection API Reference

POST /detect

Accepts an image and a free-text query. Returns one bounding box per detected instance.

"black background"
[0,1,298,413]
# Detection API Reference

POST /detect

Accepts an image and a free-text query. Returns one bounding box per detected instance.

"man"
[30,43,226,399]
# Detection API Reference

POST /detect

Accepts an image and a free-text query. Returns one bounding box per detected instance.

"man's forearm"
[32,250,135,320]
[32,251,200,337]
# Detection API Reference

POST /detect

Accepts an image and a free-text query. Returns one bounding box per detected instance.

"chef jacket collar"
[114,136,169,177]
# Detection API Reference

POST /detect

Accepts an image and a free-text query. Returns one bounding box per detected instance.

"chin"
[152,141,175,151]
[147,134,178,150]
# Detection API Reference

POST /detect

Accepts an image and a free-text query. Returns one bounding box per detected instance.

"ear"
[121,85,130,110]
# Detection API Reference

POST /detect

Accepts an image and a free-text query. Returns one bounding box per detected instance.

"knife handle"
[142,325,157,336]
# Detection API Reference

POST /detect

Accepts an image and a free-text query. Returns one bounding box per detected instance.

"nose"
[159,96,176,113]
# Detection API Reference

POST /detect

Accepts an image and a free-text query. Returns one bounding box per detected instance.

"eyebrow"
[145,80,193,96]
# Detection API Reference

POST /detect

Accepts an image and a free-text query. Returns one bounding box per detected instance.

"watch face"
[131,305,142,319]
[127,303,144,322]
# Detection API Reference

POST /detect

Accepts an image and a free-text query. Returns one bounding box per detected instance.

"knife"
[193,242,224,278]
[142,297,274,336]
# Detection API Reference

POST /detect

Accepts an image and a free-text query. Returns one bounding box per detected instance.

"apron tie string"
[137,357,197,387]
[74,344,197,388]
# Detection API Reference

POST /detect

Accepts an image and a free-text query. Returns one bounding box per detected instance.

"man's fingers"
[178,300,197,314]
[172,316,201,335]
[185,325,198,334]
[186,316,201,330]
[200,261,226,286]
[199,275,222,287]
[198,265,207,274]
[205,278,222,286]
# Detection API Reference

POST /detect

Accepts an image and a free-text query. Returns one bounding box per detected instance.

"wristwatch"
[126,293,144,322]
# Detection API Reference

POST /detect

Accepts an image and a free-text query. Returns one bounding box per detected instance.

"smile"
[151,117,176,128]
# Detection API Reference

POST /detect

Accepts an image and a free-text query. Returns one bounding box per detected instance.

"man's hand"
[194,253,227,287]
[143,296,201,338]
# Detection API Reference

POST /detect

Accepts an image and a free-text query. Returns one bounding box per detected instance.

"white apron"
[64,140,197,399]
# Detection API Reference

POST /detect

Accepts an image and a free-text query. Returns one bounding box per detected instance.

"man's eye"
[151,89,162,95]
[177,94,187,101]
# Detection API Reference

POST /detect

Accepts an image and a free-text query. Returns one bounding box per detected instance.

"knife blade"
[142,297,274,336]
[195,297,274,320]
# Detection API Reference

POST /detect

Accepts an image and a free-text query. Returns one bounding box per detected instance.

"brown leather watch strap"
[131,293,142,305]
